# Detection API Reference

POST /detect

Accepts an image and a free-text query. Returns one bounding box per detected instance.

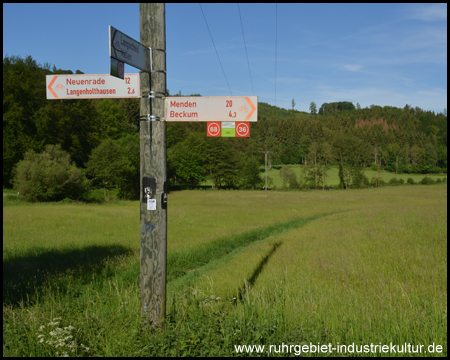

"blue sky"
[3,3,447,114]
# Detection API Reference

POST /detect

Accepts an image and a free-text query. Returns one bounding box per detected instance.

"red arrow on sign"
[47,76,58,99]
[245,97,256,121]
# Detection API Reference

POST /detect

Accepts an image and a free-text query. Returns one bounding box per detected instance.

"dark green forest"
[3,55,447,200]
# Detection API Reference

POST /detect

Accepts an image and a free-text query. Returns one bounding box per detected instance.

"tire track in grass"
[167,212,339,283]
[236,241,281,304]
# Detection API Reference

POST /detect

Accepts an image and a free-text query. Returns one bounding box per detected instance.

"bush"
[12,145,88,202]
[436,178,442,184]
[420,176,436,185]
[371,177,384,187]
[389,177,398,184]
[280,166,299,189]
[398,178,405,184]
[407,178,415,185]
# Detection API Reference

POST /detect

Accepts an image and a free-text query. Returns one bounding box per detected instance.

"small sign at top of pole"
[109,25,151,73]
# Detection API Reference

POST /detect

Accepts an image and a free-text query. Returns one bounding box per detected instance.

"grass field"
[3,184,447,356]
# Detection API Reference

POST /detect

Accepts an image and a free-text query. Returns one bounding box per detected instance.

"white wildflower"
[37,318,78,356]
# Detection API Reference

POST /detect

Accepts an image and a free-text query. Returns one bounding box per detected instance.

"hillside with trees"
[3,55,447,199]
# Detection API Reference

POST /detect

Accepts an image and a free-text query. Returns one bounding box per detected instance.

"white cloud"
[404,4,447,22]
[343,64,363,72]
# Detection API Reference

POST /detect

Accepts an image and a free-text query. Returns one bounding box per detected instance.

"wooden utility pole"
[139,3,167,324]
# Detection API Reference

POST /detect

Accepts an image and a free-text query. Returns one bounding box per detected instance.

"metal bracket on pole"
[142,90,166,99]
[141,90,166,121]
[150,90,166,98]
[142,47,167,122]
[140,114,166,122]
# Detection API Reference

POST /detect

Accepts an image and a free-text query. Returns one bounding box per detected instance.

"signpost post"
[139,3,167,326]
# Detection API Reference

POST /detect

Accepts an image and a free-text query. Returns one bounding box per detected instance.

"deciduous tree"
[12,144,87,202]
[85,139,132,201]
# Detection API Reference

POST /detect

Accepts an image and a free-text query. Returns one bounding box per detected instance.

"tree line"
[3,55,447,201]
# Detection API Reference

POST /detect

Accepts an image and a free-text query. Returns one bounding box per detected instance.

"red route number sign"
[207,122,221,137]
[236,122,250,137]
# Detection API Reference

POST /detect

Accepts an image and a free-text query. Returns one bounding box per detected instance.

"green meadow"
[3,184,447,356]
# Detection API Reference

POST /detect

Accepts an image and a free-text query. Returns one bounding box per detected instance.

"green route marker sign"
[221,122,235,137]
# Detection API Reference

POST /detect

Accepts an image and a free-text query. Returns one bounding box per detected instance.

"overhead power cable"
[199,3,233,96]
[274,3,277,107]
[237,3,254,96]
